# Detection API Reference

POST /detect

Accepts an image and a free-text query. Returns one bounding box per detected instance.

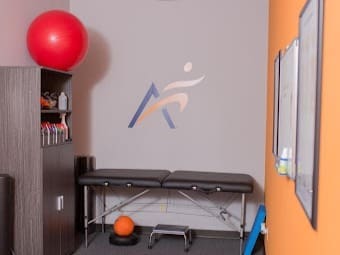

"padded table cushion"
[162,170,253,193]
[78,169,171,188]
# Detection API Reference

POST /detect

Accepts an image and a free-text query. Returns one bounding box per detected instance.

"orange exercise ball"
[113,215,135,237]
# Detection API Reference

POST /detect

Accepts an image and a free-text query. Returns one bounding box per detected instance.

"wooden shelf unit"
[0,66,75,255]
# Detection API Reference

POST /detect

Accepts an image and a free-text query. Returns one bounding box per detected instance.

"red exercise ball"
[113,215,135,237]
[27,10,88,71]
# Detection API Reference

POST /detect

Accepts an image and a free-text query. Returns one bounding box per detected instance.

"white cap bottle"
[278,147,288,175]
[58,92,68,111]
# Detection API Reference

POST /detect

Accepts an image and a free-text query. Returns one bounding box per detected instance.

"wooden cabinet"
[43,144,74,255]
[0,67,75,255]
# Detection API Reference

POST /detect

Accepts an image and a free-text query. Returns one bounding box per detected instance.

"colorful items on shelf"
[41,91,58,109]
[41,91,69,111]
[60,113,69,140]
[41,121,69,146]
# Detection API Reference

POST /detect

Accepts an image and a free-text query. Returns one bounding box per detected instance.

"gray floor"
[73,232,265,255]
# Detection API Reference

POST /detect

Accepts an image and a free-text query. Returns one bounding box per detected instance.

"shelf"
[41,109,72,114]
[41,66,73,76]
[41,140,73,148]
[1,66,75,255]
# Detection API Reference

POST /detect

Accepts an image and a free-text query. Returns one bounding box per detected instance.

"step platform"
[148,224,192,252]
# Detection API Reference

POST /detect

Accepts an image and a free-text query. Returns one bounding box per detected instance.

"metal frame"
[83,185,150,247]
[272,50,281,158]
[83,186,247,248]
[177,190,246,238]
[295,0,324,229]
[148,224,192,251]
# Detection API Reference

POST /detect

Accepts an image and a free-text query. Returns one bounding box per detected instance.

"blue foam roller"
[243,204,266,255]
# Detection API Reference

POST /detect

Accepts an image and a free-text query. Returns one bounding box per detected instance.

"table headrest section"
[162,170,254,193]
[78,169,171,188]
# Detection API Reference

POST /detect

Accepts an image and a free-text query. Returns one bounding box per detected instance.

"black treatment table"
[78,168,254,248]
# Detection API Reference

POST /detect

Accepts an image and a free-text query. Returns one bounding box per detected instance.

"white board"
[277,38,299,179]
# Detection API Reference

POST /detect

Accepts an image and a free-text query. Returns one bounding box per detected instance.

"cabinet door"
[59,144,75,255]
[43,146,61,255]
[43,144,75,255]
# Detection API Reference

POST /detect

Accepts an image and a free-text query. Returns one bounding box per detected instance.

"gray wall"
[71,0,268,231]
[0,0,69,65]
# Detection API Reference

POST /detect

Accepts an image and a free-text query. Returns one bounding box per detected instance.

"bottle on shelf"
[278,147,289,175]
[60,113,69,141]
[58,92,68,111]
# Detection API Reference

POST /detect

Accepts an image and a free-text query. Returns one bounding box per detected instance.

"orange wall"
[265,0,340,254]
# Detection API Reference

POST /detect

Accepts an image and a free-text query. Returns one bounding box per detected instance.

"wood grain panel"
[59,144,75,255]
[0,68,10,171]
[43,145,61,255]
[6,67,43,255]
[0,67,75,255]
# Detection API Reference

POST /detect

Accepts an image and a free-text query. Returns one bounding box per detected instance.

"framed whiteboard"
[295,0,324,229]
[272,51,281,157]
[277,39,299,178]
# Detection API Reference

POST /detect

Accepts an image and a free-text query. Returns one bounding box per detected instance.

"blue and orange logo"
[128,62,205,129]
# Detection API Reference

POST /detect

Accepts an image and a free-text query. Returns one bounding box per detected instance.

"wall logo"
[128,62,205,129]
